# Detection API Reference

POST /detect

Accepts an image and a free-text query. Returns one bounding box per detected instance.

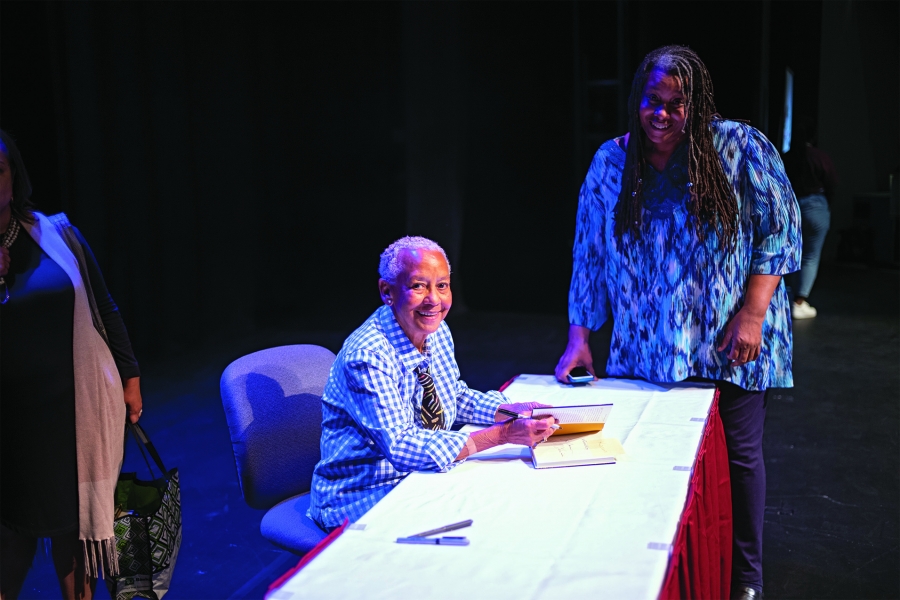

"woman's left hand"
[123,377,143,424]
[494,402,552,422]
[717,308,764,366]
[717,274,781,367]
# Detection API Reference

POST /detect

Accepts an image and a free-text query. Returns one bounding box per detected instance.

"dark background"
[1,0,897,363]
[2,3,899,598]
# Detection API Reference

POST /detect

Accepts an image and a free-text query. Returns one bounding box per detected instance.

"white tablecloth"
[271,376,716,600]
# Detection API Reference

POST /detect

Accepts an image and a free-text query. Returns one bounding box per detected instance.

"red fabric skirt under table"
[659,390,732,600]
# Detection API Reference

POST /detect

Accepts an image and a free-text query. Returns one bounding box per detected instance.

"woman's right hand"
[501,416,557,447]
[554,325,596,384]
[457,416,558,461]
[0,246,9,276]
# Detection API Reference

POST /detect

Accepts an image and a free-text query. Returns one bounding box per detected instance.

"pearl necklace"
[0,217,21,304]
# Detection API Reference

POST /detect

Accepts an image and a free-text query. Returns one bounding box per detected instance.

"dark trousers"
[717,380,768,593]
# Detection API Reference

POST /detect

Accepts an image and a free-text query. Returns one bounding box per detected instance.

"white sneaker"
[792,300,817,319]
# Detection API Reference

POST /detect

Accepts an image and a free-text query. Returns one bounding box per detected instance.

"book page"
[531,404,612,425]
[532,432,625,468]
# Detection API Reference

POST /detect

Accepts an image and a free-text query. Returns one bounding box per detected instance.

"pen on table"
[410,519,473,538]
[396,536,469,546]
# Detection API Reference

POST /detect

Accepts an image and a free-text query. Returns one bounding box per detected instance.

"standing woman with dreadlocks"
[555,46,801,599]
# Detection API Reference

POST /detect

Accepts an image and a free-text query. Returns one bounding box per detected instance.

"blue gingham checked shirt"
[308,305,505,529]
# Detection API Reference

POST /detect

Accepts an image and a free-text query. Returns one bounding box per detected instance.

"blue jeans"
[796,194,830,299]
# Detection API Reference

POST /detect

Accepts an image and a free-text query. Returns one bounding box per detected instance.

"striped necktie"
[415,366,444,431]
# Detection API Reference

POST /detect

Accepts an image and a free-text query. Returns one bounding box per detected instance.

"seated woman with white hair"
[308,236,555,531]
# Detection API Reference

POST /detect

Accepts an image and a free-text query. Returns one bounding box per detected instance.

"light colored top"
[309,305,504,529]
[568,120,802,391]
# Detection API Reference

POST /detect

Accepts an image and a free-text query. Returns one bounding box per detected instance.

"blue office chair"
[220,344,335,554]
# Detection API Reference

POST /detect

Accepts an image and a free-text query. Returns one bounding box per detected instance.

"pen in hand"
[497,408,530,420]
[499,408,561,429]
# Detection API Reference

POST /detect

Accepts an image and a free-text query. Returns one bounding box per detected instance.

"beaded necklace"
[0,216,21,304]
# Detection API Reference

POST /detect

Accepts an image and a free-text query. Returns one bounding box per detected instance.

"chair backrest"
[220,344,336,510]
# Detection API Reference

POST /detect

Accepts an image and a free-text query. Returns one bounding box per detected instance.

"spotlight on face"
[639,68,688,153]
[379,248,452,351]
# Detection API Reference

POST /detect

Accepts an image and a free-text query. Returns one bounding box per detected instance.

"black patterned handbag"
[106,423,182,600]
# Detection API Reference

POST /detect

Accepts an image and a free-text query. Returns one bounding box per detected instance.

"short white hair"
[378,236,450,284]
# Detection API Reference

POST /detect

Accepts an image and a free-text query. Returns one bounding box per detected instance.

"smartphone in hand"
[566,366,593,384]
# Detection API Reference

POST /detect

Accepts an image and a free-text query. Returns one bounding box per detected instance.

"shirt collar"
[377,305,430,372]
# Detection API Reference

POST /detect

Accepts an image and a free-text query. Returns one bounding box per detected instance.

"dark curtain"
[44,2,408,357]
[2,1,833,362]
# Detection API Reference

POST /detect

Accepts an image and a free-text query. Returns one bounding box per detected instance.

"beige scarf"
[22,212,124,578]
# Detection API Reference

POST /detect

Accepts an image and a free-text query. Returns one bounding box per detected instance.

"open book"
[531,431,625,469]
[531,403,612,435]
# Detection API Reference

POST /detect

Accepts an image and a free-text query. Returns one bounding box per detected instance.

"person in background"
[783,114,838,319]
[309,236,555,531]
[0,130,142,600]
[554,46,801,600]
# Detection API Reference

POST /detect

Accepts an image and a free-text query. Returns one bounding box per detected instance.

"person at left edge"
[0,129,142,600]
[308,236,556,531]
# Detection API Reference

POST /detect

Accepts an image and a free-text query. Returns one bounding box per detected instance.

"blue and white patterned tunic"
[569,119,802,391]
[309,305,504,529]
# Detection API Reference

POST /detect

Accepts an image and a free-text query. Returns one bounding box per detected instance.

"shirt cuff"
[751,251,800,275]
[117,364,141,381]
[568,309,607,332]
[471,391,505,424]
[430,430,469,470]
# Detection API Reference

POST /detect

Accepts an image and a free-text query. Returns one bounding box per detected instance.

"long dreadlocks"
[615,45,738,249]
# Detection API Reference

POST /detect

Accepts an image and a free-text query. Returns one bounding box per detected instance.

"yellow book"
[531,403,612,436]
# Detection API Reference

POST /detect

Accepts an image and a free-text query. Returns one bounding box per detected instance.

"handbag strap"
[126,422,169,476]
[48,213,110,347]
